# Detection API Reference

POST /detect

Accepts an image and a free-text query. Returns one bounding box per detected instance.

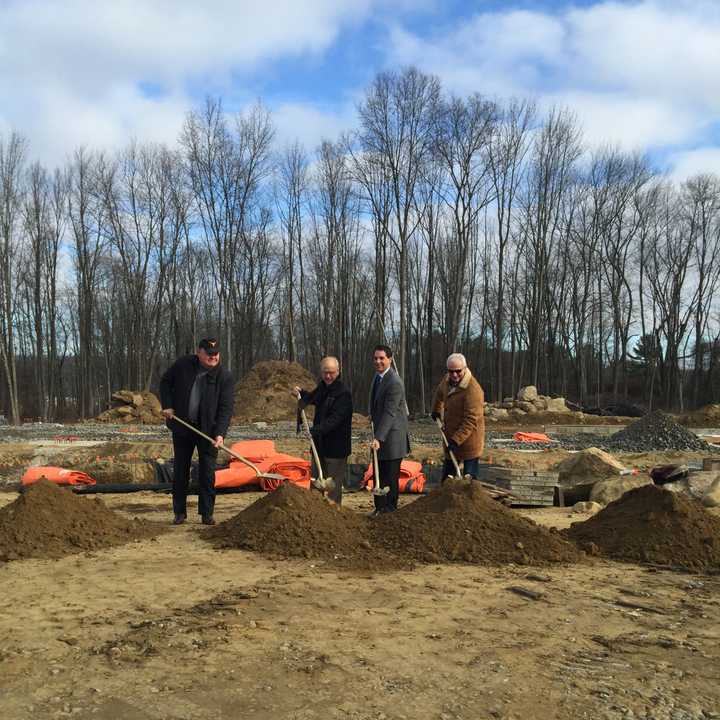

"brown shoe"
[172,514,186,525]
[201,515,216,525]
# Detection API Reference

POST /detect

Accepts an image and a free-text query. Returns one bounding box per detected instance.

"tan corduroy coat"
[431,369,485,460]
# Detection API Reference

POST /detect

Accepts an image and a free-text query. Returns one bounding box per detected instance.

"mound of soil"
[0,480,164,562]
[233,361,316,423]
[556,447,626,487]
[679,403,720,427]
[96,390,164,424]
[373,479,580,565]
[563,484,720,572]
[605,410,709,452]
[202,482,404,570]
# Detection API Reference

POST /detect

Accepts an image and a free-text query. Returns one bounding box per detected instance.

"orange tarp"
[21,466,96,487]
[214,465,259,489]
[216,451,311,491]
[512,432,552,443]
[228,440,276,463]
[362,459,426,493]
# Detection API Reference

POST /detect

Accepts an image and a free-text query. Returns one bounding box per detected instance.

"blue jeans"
[443,456,480,480]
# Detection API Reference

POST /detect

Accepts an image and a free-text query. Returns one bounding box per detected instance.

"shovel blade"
[311,476,335,492]
[372,485,390,496]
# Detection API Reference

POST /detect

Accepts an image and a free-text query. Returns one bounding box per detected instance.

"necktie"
[371,373,382,404]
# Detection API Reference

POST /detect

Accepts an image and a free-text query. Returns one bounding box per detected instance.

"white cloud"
[272,101,358,152]
[668,147,720,181]
[0,0,380,167]
[383,1,720,167]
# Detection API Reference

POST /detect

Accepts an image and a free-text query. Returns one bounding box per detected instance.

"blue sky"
[2,0,720,178]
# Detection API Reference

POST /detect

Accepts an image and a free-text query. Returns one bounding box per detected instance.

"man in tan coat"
[431,353,485,480]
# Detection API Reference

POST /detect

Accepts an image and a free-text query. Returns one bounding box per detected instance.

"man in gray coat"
[369,344,410,515]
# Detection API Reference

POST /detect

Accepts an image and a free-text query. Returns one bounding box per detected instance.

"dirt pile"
[604,410,709,452]
[96,390,164,424]
[374,479,580,565]
[679,403,720,427]
[0,480,163,562]
[564,484,720,572]
[233,361,316,423]
[202,482,403,570]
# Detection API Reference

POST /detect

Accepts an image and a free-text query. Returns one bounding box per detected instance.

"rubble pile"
[95,390,164,425]
[604,411,709,453]
[564,484,720,572]
[556,447,626,487]
[484,385,571,422]
[233,361,316,423]
[0,480,163,562]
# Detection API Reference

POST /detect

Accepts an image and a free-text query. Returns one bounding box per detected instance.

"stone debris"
[556,447,627,487]
[95,390,164,425]
[604,411,709,453]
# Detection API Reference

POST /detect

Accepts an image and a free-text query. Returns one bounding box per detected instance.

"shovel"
[298,406,335,494]
[369,422,390,496]
[435,417,463,479]
[168,415,286,483]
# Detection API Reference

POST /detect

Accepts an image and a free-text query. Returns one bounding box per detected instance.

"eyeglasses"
[447,368,464,375]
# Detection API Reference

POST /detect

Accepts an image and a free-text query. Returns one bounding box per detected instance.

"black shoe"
[201,515,216,525]
[172,514,186,525]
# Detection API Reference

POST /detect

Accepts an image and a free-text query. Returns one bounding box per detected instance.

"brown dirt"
[202,481,405,571]
[678,403,720,427]
[564,484,720,572]
[0,480,164,562]
[373,479,581,565]
[233,360,316,423]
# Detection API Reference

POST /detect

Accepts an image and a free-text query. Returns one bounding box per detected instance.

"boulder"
[516,401,537,414]
[490,408,509,420]
[116,406,134,416]
[517,385,538,402]
[572,501,602,514]
[131,393,144,408]
[546,397,569,413]
[509,408,527,418]
[590,476,652,506]
[556,447,626,487]
[533,397,548,411]
[702,476,720,507]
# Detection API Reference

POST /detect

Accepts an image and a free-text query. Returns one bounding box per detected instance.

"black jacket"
[299,377,353,459]
[159,354,234,440]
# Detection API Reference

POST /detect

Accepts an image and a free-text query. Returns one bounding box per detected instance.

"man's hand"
[292,385,302,399]
[447,438,459,454]
[371,439,380,451]
[430,411,441,421]
[162,408,174,419]
[214,435,224,449]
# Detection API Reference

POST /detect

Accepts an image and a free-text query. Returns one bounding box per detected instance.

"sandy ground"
[1,488,719,720]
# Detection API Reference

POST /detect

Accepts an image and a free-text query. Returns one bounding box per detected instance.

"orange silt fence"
[512,432,552,443]
[21,466,96,487]
[362,459,426,493]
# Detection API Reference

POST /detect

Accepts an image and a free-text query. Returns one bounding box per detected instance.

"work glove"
[430,411,441,421]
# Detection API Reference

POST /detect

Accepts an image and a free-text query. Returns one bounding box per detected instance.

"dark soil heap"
[373,479,580,565]
[0,480,164,562]
[203,482,404,570]
[604,410,709,452]
[563,484,720,572]
[233,360,316,423]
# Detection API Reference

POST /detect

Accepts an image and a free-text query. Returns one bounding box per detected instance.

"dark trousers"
[172,433,218,517]
[443,456,480,480]
[310,455,346,505]
[374,458,401,512]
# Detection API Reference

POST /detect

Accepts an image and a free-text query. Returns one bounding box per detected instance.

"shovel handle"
[168,414,262,475]
[299,407,324,482]
[435,417,463,478]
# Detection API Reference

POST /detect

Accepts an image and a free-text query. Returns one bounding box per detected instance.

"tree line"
[2,66,720,424]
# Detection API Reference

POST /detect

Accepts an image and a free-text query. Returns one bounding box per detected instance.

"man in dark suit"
[293,356,353,505]
[159,338,234,526]
[368,344,410,515]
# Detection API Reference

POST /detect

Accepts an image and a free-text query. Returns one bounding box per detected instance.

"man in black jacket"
[159,338,234,525]
[293,356,353,505]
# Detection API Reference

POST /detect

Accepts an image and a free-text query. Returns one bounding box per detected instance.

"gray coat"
[369,368,410,460]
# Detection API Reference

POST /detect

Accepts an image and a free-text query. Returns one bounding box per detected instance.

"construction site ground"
[1,419,719,720]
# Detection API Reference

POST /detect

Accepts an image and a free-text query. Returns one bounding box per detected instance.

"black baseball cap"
[198,338,220,355]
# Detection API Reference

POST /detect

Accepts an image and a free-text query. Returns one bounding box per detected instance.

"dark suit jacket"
[159,354,234,440]
[369,368,410,460]
[299,377,353,458]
